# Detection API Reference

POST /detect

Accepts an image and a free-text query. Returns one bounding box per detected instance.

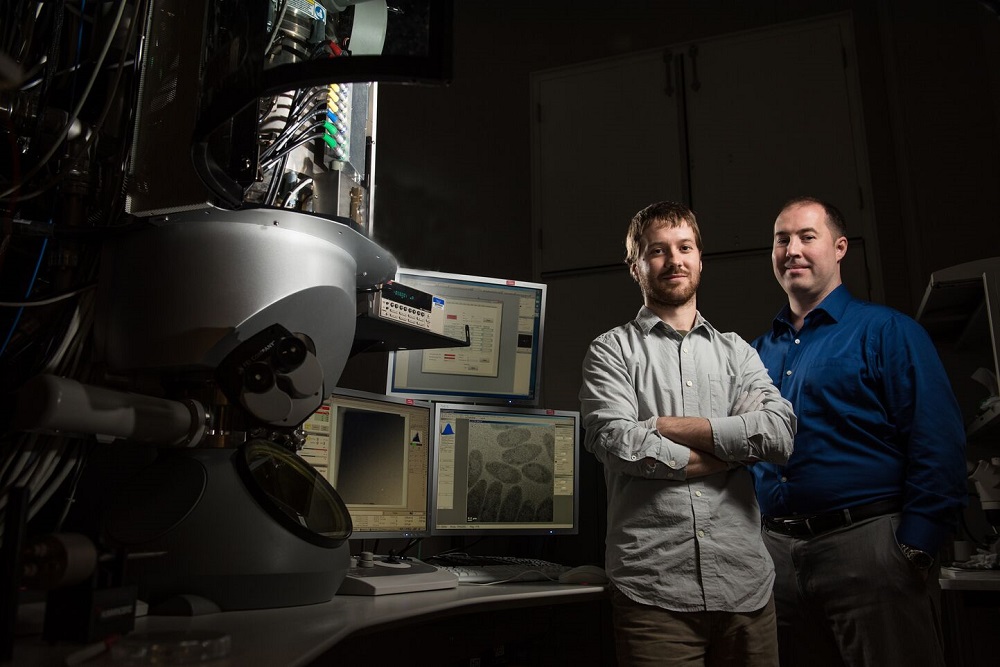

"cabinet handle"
[663,49,674,97]
[688,44,701,92]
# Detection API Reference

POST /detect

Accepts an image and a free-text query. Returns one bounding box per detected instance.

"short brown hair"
[625,201,703,265]
[779,196,847,238]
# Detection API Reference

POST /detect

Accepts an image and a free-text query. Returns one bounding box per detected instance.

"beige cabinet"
[531,50,685,274]
[530,14,878,285]
[683,17,874,257]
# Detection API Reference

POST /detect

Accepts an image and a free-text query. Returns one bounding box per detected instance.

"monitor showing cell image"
[429,403,579,536]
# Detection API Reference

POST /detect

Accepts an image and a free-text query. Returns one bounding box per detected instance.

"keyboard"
[431,557,571,584]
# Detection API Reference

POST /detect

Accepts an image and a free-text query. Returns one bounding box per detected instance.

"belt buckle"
[777,517,808,536]
[806,510,852,537]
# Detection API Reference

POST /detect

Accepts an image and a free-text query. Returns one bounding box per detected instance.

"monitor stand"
[336,555,459,596]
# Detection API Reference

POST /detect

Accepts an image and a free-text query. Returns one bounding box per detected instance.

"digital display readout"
[382,280,434,311]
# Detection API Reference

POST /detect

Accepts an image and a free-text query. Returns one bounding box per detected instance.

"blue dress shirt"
[751,285,967,553]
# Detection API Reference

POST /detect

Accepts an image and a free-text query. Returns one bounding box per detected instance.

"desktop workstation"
[7,264,611,663]
[0,2,611,663]
[9,268,612,665]
[5,232,612,664]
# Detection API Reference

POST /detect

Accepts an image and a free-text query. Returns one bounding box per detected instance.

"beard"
[639,269,700,308]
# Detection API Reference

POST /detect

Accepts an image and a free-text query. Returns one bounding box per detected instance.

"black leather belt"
[762,499,901,538]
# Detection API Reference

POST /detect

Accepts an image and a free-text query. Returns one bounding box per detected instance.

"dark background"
[341,0,1000,568]
[371,0,999,325]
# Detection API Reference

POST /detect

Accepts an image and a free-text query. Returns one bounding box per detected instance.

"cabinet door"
[683,17,874,259]
[531,51,686,274]
[541,269,641,410]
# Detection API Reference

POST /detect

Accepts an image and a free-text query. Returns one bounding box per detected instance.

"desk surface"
[939,569,1000,591]
[15,583,607,666]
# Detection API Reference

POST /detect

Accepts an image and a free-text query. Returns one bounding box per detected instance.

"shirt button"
[794,339,801,344]
[631,455,637,460]
[685,380,693,387]
[683,347,689,353]
[780,476,788,483]
[697,530,705,538]
[668,460,676,467]
[785,370,792,376]
[695,491,702,497]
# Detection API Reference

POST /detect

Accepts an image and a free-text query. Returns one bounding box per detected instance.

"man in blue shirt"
[750,196,967,667]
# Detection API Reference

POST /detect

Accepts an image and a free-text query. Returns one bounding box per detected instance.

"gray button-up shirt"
[580,307,796,612]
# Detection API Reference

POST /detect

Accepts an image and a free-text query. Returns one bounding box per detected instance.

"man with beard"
[750,196,966,667]
[580,200,796,666]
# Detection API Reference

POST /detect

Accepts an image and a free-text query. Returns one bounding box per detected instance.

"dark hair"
[779,196,847,238]
[625,201,702,265]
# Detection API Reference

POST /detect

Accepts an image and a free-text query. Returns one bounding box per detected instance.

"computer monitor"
[300,388,432,539]
[429,403,579,536]
[386,269,547,406]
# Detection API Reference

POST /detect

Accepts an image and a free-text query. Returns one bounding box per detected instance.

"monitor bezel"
[384,268,548,407]
[428,402,580,537]
[327,387,435,540]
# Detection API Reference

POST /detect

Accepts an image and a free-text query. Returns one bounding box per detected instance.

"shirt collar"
[635,305,716,339]
[772,284,852,333]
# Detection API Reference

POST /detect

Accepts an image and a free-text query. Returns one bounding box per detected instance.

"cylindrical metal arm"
[15,374,207,447]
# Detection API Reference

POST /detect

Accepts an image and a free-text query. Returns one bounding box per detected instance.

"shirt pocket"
[800,358,866,416]
[708,374,737,418]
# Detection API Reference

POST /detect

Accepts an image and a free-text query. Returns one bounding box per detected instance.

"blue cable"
[1,2,86,359]
[0,236,50,358]
[67,0,88,110]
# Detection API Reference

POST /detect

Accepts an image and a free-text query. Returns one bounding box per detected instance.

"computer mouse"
[558,564,609,585]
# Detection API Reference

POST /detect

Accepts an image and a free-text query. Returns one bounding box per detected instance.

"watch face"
[902,545,934,569]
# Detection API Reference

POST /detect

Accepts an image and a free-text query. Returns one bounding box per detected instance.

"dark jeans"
[763,513,946,667]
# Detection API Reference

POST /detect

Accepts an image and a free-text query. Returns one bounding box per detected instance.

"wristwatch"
[899,544,934,570]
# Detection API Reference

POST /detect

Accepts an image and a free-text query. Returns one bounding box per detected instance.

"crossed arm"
[580,331,794,481]
[643,388,764,477]
[679,449,730,477]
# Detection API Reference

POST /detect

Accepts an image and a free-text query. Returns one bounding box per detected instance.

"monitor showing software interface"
[299,388,432,539]
[430,403,579,536]
[386,269,546,406]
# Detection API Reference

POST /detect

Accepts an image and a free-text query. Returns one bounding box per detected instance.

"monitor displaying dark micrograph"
[300,388,433,539]
[429,403,579,536]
